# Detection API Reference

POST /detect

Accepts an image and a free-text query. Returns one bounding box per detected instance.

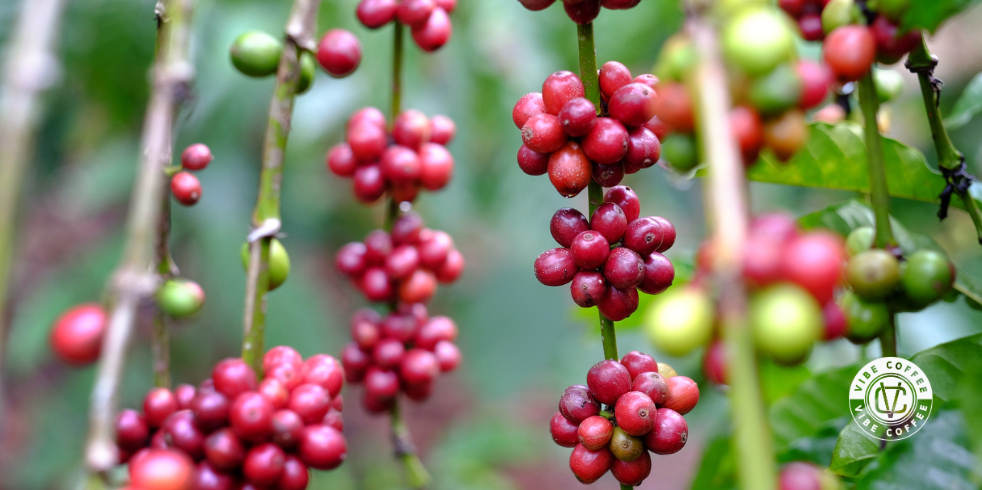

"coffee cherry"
[412,7,453,52]
[347,122,387,162]
[116,409,150,451]
[403,379,434,401]
[569,444,612,483]
[609,83,658,127]
[384,245,419,280]
[278,455,311,490]
[161,410,206,458]
[415,315,457,350]
[748,64,803,115]
[299,425,347,470]
[821,301,848,341]
[610,449,651,486]
[822,0,859,34]
[608,426,645,461]
[846,249,901,300]
[619,351,657,379]
[631,372,669,404]
[603,247,645,289]
[551,208,590,248]
[763,110,808,161]
[722,9,795,76]
[352,164,386,203]
[523,113,568,154]
[171,171,201,205]
[258,378,289,411]
[563,0,601,24]
[327,143,357,177]
[638,251,674,295]
[360,267,393,301]
[838,291,889,344]
[302,355,344,397]
[901,250,955,305]
[614,391,657,436]
[653,82,694,133]
[357,0,398,28]
[519,0,557,10]
[780,231,844,304]
[662,375,700,415]
[597,285,640,321]
[230,31,282,77]
[204,428,247,471]
[241,238,290,291]
[558,97,597,137]
[582,117,629,165]
[570,271,607,308]
[593,161,624,186]
[870,16,920,64]
[779,461,827,490]
[392,110,433,150]
[193,461,236,490]
[142,388,179,429]
[645,287,714,356]
[622,217,664,256]
[517,145,550,176]
[418,230,452,268]
[797,60,831,110]
[548,141,592,197]
[730,106,763,161]
[644,408,688,454]
[397,0,436,26]
[180,143,213,171]
[535,248,580,287]
[230,392,274,443]
[543,71,586,115]
[157,279,205,318]
[604,186,640,223]
[559,385,601,423]
[381,146,422,187]
[433,340,462,372]
[243,443,286,486]
[624,127,661,170]
[750,284,822,365]
[550,412,580,447]
[284,384,330,424]
[513,92,547,129]
[574,415,612,450]
[316,29,361,78]
[590,202,628,243]
[823,26,876,81]
[400,348,440,385]
[703,340,729,385]
[587,360,632,405]
[129,449,195,490]
[295,51,317,95]
[190,390,231,431]
[643,114,671,140]
[599,61,633,100]
[570,231,610,270]
[212,358,258,399]
[50,303,106,365]
[661,133,697,172]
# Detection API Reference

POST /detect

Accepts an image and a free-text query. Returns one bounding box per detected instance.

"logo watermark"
[849,357,933,441]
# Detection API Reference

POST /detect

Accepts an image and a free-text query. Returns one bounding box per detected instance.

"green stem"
[857,71,897,249]
[880,314,898,358]
[392,21,403,122]
[390,398,432,489]
[241,0,321,375]
[907,36,982,244]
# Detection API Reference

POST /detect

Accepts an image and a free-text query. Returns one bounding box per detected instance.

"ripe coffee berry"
[608,83,658,127]
[569,444,612,483]
[603,247,645,289]
[577,415,614,450]
[590,202,628,243]
[582,117,629,165]
[570,271,607,307]
[522,113,567,154]
[586,360,632,406]
[49,303,106,365]
[631,372,668,404]
[599,61,633,100]
[550,411,580,447]
[171,171,202,206]
[644,408,688,454]
[610,449,652,485]
[823,25,875,81]
[316,29,362,77]
[558,97,598,137]
[129,449,195,490]
[542,71,586,115]
[570,231,610,269]
[181,143,213,170]
[547,141,592,197]
[534,248,579,286]
[614,391,656,436]
[661,375,700,415]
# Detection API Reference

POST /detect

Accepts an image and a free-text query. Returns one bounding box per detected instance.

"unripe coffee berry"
[608,426,645,462]
[230,31,282,77]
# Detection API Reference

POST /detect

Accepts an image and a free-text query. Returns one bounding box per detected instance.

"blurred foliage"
[2,0,982,489]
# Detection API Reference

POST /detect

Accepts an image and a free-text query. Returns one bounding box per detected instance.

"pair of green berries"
[230,31,316,94]
[839,227,956,343]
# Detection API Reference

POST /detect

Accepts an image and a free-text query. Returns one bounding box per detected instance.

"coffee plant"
[4,0,982,489]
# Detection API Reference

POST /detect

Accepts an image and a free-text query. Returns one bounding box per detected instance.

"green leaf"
[899,0,982,34]
[909,332,982,405]
[830,423,881,477]
[944,71,982,130]
[760,359,812,406]
[770,365,859,448]
[689,433,737,490]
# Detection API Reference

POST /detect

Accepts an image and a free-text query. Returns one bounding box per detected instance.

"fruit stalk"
[906,36,982,244]
[241,0,321,374]
[84,0,195,471]
[856,71,897,249]
[151,191,177,389]
[0,0,68,418]
[392,21,404,124]
[687,10,777,490]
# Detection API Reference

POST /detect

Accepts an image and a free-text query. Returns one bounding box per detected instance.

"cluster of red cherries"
[518,0,647,24]
[327,108,456,204]
[340,304,461,412]
[514,66,664,197]
[355,0,456,52]
[334,212,464,304]
[171,143,214,207]
[534,186,676,321]
[114,349,346,490]
[550,351,698,486]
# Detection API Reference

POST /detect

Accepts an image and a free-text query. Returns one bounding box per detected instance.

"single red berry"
[823,300,847,340]
[316,29,362,77]
[642,114,670,140]
[277,455,310,490]
[563,0,601,25]
[577,415,614,450]
[799,13,824,42]
[230,392,274,443]
[633,74,658,90]
[393,109,433,149]
[288,383,332,424]
[271,409,305,449]
[639,251,674,294]
[143,387,179,428]
[171,171,201,206]
[870,16,920,64]
[653,216,676,252]
[796,60,830,110]
[258,378,290,409]
[730,106,764,158]
[643,408,688,454]
[381,145,421,187]
[609,83,658,127]
[569,444,612,484]
[433,340,461,372]
[603,186,640,223]
[399,268,437,303]
[704,340,728,385]
[181,143,213,171]
[212,358,258,399]
[397,0,436,26]
[412,7,453,52]
[415,315,458,349]
[341,344,370,382]
[599,61,633,101]
[550,411,580,447]
[586,359,632,406]
[347,122,387,161]
[522,113,568,154]
[548,141,592,198]
[558,384,601,423]
[50,303,106,365]
[779,461,824,490]
[360,267,393,301]
[372,338,406,370]
[301,354,344,398]
[384,244,420,280]
[551,207,590,248]
[335,242,368,277]
[614,391,657,436]
[391,213,425,245]
[128,449,194,490]
[403,378,434,401]
[662,375,700,415]
[264,346,302,371]
[517,145,549,176]
[429,115,456,145]
[823,26,876,82]
[192,461,236,490]
[534,248,579,286]
[418,142,454,190]
[597,285,639,321]
[603,247,645,289]
[570,271,607,308]
[161,410,206,459]
[436,248,465,283]
[570,231,610,270]
[418,230,452,268]
[622,217,664,256]
[620,351,657,379]
[582,117,629,165]
[352,164,386,203]
[357,0,398,28]
[322,407,344,432]
[780,231,844,304]
[243,443,286,486]
[592,161,624,187]
[624,127,661,170]
[654,82,694,132]
[542,71,586,115]
[116,409,150,451]
[513,92,547,129]
[519,0,556,10]
[400,348,441,385]
[610,450,651,486]
[558,97,597,137]
[190,390,230,431]
[590,202,628,244]
[348,106,387,129]
[299,425,347,470]
[631,372,668,404]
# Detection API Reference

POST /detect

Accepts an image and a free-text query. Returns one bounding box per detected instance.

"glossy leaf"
[769,365,858,449]
[689,432,737,490]
[900,0,982,33]
[945,71,982,130]
[830,422,881,477]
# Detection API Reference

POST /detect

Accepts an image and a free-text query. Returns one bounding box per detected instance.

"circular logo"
[849,357,933,441]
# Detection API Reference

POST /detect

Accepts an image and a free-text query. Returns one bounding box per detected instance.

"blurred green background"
[2,0,982,488]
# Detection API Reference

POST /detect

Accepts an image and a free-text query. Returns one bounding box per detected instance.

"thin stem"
[390,398,432,489]
[0,0,68,422]
[392,21,404,122]
[687,10,776,490]
[880,314,897,358]
[857,71,897,249]
[241,0,322,375]
[84,0,195,471]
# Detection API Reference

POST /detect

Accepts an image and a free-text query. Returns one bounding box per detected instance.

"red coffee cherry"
[633,73,658,90]
[642,114,670,140]
[654,82,694,132]
[799,13,824,42]
[433,340,461,372]
[570,271,607,308]
[822,301,847,340]
[429,115,456,145]
[347,121,387,161]
[603,247,645,289]
[278,455,310,490]
[542,71,586,115]
[230,392,274,443]
[435,248,465,283]
[823,25,875,82]
[50,303,106,365]
[341,343,370,381]
[550,411,580,447]
[620,351,657,379]
[590,202,628,244]
[592,161,624,187]
[870,16,920,64]
[403,379,434,401]
[400,268,437,303]
[415,315,458,349]
[316,29,362,78]
[609,83,658,127]
[301,354,344,398]
[364,367,400,401]
[551,207,590,248]
[171,171,201,206]
[259,378,291,409]
[558,97,597,137]
[622,217,665,256]
[631,372,669,404]
[264,346,302,371]
[287,384,332,424]
[243,443,287,486]
[400,348,441,384]
[513,92,547,129]
[534,248,579,286]
[517,144,550,176]
[348,106,387,129]
[582,117,629,165]
[661,375,700,415]
[563,0,601,25]
[586,359,632,405]
[192,461,236,490]
[652,216,676,252]
[577,415,614,450]
[357,0,398,28]
[704,341,728,385]
[599,61,633,101]
[603,186,640,223]
[614,391,657,436]
[299,425,347,470]
[610,449,651,486]
[418,143,454,190]
[639,251,674,295]
[601,0,641,9]
[780,231,845,304]
[779,461,824,490]
[381,145,422,187]
[570,231,610,270]
[397,0,436,26]
[360,267,393,301]
[352,164,386,203]
[128,449,194,490]
[116,409,150,451]
[624,127,661,170]
[372,338,406,370]
[190,390,231,431]
[644,408,688,454]
[393,109,433,149]
[212,358,258,399]
[597,285,639,321]
[558,384,601,423]
[548,141,592,198]
[729,106,764,159]
[322,407,344,432]
[519,0,557,10]
[522,113,567,154]
[796,60,830,110]
[335,242,368,277]
[412,7,453,52]
[161,410,206,459]
[181,143,213,171]
[569,444,613,484]
[143,387,179,428]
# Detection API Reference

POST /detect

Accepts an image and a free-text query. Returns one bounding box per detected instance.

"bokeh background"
[3,0,982,488]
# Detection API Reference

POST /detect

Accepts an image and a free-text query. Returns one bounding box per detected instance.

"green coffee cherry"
[749,284,822,365]
[157,279,205,318]
[822,0,860,35]
[298,51,316,95]
[722,9,796,76]
[901,250,955,305]
[655,34,698,83]
[748,64,803,115]
[845,226,874,257]
[230,31,282,77]
[872,0,910,22]
[608,427,645,462]
[644,287,714,357]
[241,238,291,290]
[846,249,900,300]
[839,291,890,344]
[874,69,904,103]
[661,133,698,172]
